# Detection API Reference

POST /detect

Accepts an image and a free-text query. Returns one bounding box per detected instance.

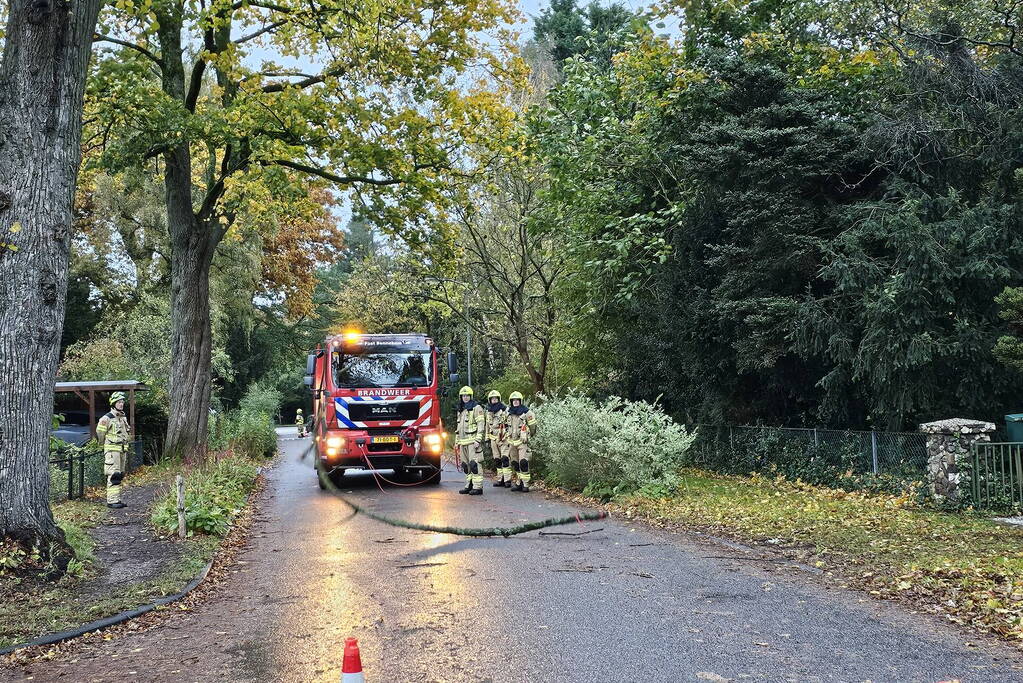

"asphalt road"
[8,428,1023,682]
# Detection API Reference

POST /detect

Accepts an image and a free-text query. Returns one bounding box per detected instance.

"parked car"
[53,409,93,446]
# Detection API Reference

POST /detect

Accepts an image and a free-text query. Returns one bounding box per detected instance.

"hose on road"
[330,490,607,538]
[295,433,608,537]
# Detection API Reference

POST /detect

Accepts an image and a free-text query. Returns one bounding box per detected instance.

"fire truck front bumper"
[318,428,445,473]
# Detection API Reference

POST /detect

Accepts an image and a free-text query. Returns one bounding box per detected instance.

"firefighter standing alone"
[456,386,486,496]
[296,408,306,438]
[484,390,511,487]
[97,391,131,509]
[507,391,537,492]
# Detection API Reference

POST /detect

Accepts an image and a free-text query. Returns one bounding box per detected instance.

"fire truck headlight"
[326,447,339,457]
[326,436,343,448]
[422,433,443,454]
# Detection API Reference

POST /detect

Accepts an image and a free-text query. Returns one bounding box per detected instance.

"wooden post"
[129,388,136,439]
[88,389,96,441]
[176,475,186,539]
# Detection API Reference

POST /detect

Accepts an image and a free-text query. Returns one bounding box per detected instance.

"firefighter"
[484,390,511,487]
[456,386,486,496]
[507,391,537,492]
[96,391,131,509]
[296,408,306,438]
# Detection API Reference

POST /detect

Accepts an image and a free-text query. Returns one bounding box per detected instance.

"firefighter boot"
[468,460,484,495]
[459,462,473,494]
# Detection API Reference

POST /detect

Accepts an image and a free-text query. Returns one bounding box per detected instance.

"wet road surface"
[7,428,1023,682]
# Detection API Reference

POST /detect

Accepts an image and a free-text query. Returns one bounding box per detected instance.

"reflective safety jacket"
[97,410,131,452]
[456,400,486,446]
[507,406,537,446]
[485,403,508,443]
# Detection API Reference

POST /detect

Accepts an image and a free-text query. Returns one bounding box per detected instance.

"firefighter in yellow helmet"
[96,391,131,509]
[295,408,306,438]
[484,390,511,487]
[456,386,486,495]
[507,391,537,492]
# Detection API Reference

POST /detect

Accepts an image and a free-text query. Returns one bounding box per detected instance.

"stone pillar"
[919,418,996,502]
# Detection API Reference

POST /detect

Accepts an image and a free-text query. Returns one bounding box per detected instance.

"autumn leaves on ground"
[611,472,1023,644]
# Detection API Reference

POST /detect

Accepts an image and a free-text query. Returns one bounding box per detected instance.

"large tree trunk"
[164,145,215,460]
[157,11,215,460]
[0,0,102,561]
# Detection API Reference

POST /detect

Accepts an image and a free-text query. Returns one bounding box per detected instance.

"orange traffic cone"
[341,637,365,682]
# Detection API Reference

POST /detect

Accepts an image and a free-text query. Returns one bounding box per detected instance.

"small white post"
[176,474,186,539]
[871,431,879,475]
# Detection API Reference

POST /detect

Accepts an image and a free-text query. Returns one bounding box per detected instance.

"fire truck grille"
[348,401,420,422]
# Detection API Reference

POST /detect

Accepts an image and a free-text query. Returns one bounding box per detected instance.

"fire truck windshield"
[331,350,432,388]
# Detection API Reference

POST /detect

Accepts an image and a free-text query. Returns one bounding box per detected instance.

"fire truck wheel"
[328,470,345,488]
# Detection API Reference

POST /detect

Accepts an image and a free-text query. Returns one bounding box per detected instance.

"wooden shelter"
[54,380,149,440]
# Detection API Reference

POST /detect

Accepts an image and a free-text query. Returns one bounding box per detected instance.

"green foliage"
[994,286,1023,372]
[151,457,260,537]
[530,394,695,497]
[209,384,281,460]
[532,0,646,71]
[528,7,1023,430]
[687,428,923,496]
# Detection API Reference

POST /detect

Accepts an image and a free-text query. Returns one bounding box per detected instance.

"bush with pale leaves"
[531,394,695,496]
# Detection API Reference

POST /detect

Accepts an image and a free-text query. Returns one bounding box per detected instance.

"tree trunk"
[164,146,215,460]
[0,0,102,562]
[515,344,546,396]
[157,11,216,460]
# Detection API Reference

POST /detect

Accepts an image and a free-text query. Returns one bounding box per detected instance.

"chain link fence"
[685,424,928,489]
[48,441,144,502]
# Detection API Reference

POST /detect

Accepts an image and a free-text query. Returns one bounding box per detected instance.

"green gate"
[969,442,1023,510]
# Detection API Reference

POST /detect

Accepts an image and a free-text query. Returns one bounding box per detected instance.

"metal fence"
[968,442,1023,511]
[48,441,142,502]
[686,424,929,481]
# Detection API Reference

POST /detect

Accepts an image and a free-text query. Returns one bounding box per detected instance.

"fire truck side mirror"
[446,351,457,375]
[302,375,314,393]
[305,354,316,376]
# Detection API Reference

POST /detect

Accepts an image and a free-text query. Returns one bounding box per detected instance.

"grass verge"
[605,469,1023,643]
[0,454,264,650]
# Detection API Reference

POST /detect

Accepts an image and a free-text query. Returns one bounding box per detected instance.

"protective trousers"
[490,439,510,482]
[509,443,530,486]
[460,441,484,489]
[104,447,127,504]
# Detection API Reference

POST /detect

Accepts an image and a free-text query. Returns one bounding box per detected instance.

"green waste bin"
[1006,414,1023,442]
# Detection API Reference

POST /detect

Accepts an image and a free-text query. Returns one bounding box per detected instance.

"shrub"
[210,383,281,459]
[531,394,696,497]
[151,456,259,536]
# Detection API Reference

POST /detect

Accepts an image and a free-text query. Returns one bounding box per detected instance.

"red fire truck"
[304,332,452,487]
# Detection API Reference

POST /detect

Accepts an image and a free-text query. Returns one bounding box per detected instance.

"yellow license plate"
[371,436,400,443]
